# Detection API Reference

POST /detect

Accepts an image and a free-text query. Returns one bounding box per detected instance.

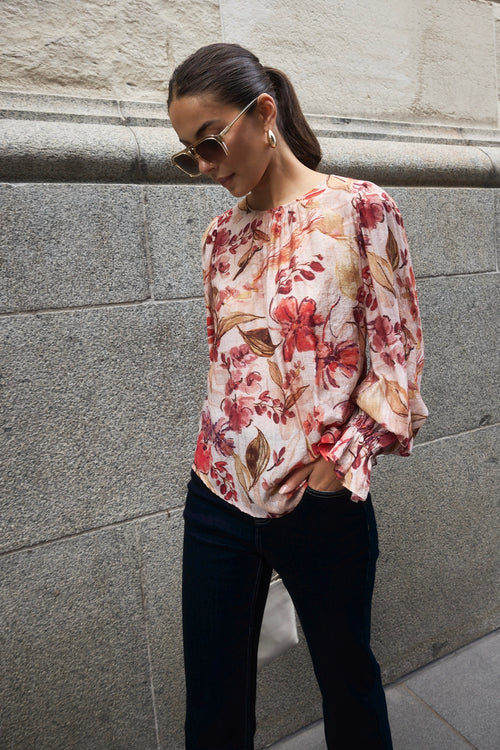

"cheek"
[232,136,270,183]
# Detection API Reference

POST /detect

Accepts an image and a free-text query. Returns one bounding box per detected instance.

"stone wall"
[1,0,500,127]
[1,2,499,749]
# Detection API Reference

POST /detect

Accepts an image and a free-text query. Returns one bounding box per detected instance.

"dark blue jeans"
[183,470,393,750]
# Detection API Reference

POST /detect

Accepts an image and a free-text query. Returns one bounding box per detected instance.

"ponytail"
[168,44,322,170]
[263,67,322,170]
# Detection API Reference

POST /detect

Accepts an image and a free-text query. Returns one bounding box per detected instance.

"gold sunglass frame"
[171,96,259,177]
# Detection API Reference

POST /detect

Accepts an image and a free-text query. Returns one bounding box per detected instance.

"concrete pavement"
[267,629,500,750]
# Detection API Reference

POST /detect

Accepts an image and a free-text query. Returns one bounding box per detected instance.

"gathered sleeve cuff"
[318,183,428,501]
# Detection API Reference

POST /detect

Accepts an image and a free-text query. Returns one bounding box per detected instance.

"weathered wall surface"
[1,179,498,750]
[1,0,499,126]
[1,1,499,749]
[0,0,222,102]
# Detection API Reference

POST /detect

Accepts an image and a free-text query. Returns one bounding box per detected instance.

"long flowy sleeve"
[317,183,428,500]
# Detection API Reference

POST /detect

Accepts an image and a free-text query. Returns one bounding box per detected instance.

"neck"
[246,143,323,211]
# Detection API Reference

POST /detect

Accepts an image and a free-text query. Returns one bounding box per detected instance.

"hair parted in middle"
[168,43,322,170]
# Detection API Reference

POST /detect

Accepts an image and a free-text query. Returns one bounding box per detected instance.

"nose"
[197,157,215,175]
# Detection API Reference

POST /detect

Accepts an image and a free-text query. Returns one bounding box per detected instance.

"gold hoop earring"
[267,129,277,148]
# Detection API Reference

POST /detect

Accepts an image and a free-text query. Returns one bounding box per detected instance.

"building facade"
[1,2,499,748]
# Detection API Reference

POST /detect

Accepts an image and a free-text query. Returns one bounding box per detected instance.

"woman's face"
[168,93,275,198]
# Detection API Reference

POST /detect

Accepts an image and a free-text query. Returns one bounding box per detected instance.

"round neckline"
[240,175,329,214]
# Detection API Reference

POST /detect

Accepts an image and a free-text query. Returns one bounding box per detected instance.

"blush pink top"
[193,174,428,517]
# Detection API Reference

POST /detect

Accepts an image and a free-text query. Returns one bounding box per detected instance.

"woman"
[168,43,427,750]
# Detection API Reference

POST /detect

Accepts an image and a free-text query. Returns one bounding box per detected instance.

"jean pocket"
[304,485,352,500]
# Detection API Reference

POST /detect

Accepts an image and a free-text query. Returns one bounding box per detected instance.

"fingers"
[279,457,344,495]
[278,461,316,494]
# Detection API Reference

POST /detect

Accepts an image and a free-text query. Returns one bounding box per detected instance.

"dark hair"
[168,43,321,170]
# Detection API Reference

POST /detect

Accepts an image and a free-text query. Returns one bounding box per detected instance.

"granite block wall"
[1,175,498,749]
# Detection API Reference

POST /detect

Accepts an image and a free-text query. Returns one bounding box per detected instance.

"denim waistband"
[188,469,270,525]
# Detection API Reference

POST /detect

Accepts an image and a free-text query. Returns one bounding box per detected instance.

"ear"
[256,93,277,130]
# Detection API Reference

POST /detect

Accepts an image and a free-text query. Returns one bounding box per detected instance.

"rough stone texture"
[144,184,233,299]
[0,149,499,749]
[2,114,499,185]
[370,426,500,682]
[0,184,149,313]
[388,187,498,277]
[320,138,500,187]
[0,524,157,750]
[0,0,222,102]
[0,301,208,552]
[1,1,499,128]
[496,4,500,120]
[138,511,185,750]
[0,119,142,182]
[416,273,499,442]
[497,191,500,269]
[221,0,498,127]
[0,4,498,749]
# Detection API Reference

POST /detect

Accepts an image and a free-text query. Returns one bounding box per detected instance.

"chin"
[231,187,247,198]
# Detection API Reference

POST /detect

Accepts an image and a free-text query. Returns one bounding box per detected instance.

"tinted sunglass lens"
[173,153,199,176]
[196,138,227,163]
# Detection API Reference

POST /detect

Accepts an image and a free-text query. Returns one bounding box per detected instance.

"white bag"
[257,576,299,669]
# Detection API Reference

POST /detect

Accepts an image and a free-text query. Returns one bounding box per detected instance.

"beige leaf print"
[238,326,278,357]
[385,380,409,417]
[401,322,417,344]
[246,429,271,488]
[410,410,428,423]
[315,210,344,237]
[327,175,354,192]
[284,385,309,410]
[234,244,264,279]
[233,453,251,493]
[386,229,400,271]
[367,251,394,292]
[253,228,270,243]
[336,240,361,299]
[268,360,283,388]
[217,312,263,340]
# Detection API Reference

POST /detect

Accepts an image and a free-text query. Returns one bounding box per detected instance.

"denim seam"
[243,554,265,750]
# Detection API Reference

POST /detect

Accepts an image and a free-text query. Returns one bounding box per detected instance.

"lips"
[217,174,234,189]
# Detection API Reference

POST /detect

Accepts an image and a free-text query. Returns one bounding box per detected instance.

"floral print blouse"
[193,174,428,517]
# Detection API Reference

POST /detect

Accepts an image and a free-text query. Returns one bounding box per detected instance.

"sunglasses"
[171,96,259,177]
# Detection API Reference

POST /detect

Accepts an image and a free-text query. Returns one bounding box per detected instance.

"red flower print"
[303,406,325,436]
[211,227,231,256]
[315,340,359,388]
[272,297,324,362]
[218,286,238,308]
[194,432,212,473]
[200,411,234,457]
[207,315,216,358]
[229,344,257,369]
[217,260,230,275]
[209,461,238,503]
[222,397,254,433]
[217,209,233,226]
[356,196,385,230]
[349,413,396,470]
[371,315,397,350]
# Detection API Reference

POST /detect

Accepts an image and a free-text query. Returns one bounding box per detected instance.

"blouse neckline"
[239,175,329,214]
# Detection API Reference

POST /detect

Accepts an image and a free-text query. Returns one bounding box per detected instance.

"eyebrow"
[180,118,220,146]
